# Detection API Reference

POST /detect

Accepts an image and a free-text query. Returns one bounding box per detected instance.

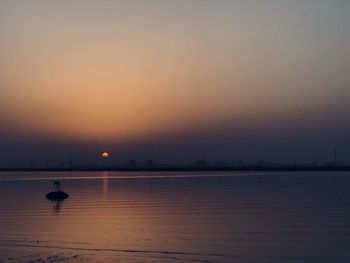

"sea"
[0,171,350,263]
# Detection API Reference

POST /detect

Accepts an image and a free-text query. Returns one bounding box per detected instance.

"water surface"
[0,171,350,262]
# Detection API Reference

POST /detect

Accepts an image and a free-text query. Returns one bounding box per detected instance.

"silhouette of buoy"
[46,181,69,200]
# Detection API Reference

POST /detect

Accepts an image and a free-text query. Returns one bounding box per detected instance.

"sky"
[1,0,350,167]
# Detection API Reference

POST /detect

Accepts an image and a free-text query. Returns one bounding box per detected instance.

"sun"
[102,152,109,158]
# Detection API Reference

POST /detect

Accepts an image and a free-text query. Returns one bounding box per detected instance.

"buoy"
[46,181,69,200]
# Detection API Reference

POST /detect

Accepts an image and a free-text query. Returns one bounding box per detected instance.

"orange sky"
[1,1,350,164]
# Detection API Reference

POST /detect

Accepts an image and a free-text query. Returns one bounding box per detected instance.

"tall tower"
[69,157,73,168]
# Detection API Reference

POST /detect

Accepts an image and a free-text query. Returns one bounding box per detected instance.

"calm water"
[0,171,350,263]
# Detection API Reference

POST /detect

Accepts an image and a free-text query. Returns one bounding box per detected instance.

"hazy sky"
[1,0,350,166]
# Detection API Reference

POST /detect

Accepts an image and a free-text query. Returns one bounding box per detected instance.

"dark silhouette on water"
[49,199,65,214]
[46,181,69,200]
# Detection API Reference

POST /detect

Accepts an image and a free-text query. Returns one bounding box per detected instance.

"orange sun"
[102,152,109,158]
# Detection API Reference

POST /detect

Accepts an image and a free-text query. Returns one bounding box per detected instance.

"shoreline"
[0,166,349,172]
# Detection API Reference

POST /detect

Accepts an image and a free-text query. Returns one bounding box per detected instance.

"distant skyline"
[1,0,350,167]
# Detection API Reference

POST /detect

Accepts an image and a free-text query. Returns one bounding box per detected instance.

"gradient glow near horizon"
[1,0,350,164]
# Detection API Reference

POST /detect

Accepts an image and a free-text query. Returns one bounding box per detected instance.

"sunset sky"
[1,0,350,166]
